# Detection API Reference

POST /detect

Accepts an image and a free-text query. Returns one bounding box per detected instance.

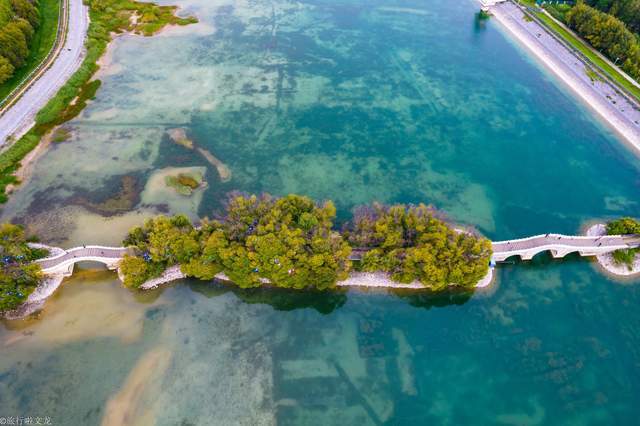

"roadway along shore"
[0,0,89,146]
[489,1,640,152]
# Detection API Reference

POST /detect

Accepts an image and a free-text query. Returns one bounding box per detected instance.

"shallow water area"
[2,0,640,423]
[3,261,640,424]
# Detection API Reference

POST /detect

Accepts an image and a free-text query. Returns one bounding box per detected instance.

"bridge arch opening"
[493,254,523,264]
[72,260,118,271]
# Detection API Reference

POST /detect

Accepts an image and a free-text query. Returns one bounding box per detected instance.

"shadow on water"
[501,250,597,270]
[187,279,349,314]
[186,278,479,313]
[396,289,474,310]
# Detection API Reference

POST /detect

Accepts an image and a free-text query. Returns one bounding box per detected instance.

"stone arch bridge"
[35,246,132,276]
[491,234,640,262]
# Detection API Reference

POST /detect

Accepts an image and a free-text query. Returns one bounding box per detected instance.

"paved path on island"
[0,0,89,146]
[34,233,640,275]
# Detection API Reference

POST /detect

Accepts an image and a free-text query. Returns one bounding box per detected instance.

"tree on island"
[606,217,640,235]
[205,193,351,290]
[120,214,199,287]
[345,203,492,290]
[0,223,46,312]
[123,194,353,290]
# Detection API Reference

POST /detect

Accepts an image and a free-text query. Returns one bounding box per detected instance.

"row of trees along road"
[585,0,640,33]
[565,1,640,80]
[0,0,41,84]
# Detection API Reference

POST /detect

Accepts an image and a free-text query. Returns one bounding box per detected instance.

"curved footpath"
[0,0,89,146]
[5,227,639,319]
[489,1,640,151]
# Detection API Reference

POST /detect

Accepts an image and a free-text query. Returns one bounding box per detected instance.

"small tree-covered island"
[120,194,493,291]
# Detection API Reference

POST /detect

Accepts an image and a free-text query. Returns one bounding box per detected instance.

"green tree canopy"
[606,217,640,234]
[0,223,44,312]
[120,195,491,292]
[0,0,38,82]
[0,55,14,84]
[10,0,39,28]
[346,203,492,290]
[124,214,200,265]
[585,0,640,33]
[0,21,30,69]
[186,194,352,290]
[567,1,640,80]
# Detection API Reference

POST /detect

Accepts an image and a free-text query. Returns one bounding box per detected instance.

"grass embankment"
[0,0,197,202]
[516,0,640,100]
[0,0,61,102]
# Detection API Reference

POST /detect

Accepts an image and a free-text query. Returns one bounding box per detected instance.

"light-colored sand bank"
[197,147,232,182]
[166,127,232,182]
[102,346,172,426]
[166,127,194,149]
[586,223,640,277]
[490,1,640,152]
[336,268,494,289]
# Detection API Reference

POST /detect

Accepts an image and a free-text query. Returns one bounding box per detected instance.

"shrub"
[612,248,637,270]
[606,217,640,235]
[0,223,44,312]
[119,254,164,288]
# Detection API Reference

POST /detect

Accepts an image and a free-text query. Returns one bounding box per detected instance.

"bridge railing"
[491,233,634,245]
[35,246,131,269]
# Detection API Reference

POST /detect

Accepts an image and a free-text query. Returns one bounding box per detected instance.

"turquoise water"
[2,0,640,423]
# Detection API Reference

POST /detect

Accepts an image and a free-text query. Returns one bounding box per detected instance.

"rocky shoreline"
[139,265,495,291]
[4,251,495,320]
[2,275,65,320]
